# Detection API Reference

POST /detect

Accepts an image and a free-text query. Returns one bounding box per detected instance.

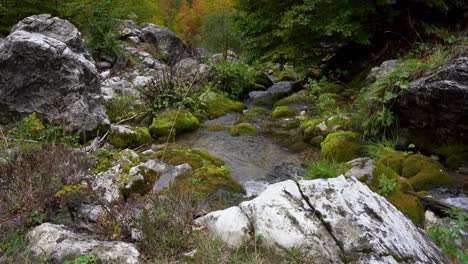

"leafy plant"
[64,254,98,264]
[213,61,255,99]
[403,143,416,157]
[305,160,347,180]
[377,174,397,197]
[365,135,401,158]
[15,112,44,139]
[104,95,139,123]
[428,208,468,262]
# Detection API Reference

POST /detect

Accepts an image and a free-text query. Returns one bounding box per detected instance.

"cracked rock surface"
[196,176,449,263]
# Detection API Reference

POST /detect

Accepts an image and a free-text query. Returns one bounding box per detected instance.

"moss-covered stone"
[252,100,271,106]
[149,109,200,137]
[243,82,266,95]
[401,154,452,191]
[109,126,152,149]
[120,166,160,199]
[320,131,363,162]
[277,70,296,81]
[235,107,269,124]
[252,72,273,88]
[205,98,245,119]
[272,106,295,118]
[301,114,353,140]
[205,124,231,132]
[310,136,324,147]
[378,151,405,175]
[229,123,258,136]
[154,148,224,169]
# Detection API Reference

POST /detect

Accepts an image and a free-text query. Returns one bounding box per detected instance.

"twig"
[407,9,424,43]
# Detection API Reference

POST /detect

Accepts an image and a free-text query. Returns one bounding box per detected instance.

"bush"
[105,95,140,123]
[213,61,255,99]
[0,144,92,232]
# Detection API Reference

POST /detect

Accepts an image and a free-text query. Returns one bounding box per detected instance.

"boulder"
[26,223,139,263]
[196,176,449,263]
[140,23,191,64]
[366,59,398,83]
[0,15,109,131]
[395,57,468,140]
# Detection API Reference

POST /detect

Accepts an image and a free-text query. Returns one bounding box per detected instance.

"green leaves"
[377,174,397,196]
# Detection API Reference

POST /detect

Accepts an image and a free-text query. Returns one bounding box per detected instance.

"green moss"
[277,69,296,81]
[93,157,113,174]
[193,109,208,123]
[271,106,295,118]
[252,72,273,88]
[320,131,363,162]
[205,98,245,119]
[121,166,160,199]
[109,126,151,149]
[252,100,270,106]
[378,151,405,175]
[274,91,309,107]
[173,164,245,199]
[310,136,324,147]
[302,117,326,138]
[205,124,231,132]
[235,107,269,124]
[229,123,258,136]
[154,148,224,169]
[149,109,200,137]
[243,82,266,94]
[402,154,452,191]
[321,83,345,94]
[301,114,353,140]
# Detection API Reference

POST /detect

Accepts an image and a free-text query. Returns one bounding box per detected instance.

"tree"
[234,0,465,66]
[201,9,241,55]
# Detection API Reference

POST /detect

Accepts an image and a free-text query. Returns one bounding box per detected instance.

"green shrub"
[15,113,44,139]
[64,254,98,264]
[305,160,348,180]
[428,208,468,262]
[377,174,397,197]
[105,95,139,123]
[213,61,255,99]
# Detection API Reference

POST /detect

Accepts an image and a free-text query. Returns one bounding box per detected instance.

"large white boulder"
[26,223,139,263]
[196,176,449,263]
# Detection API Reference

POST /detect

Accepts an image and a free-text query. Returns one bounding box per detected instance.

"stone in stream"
[25,223,139,263]
[196,176,449,263]
[0,15,109,132]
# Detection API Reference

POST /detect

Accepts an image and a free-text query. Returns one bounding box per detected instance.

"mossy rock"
[320,131,363,162]
[275,91,312,108]
[205,98,245,119]
[302,114,353,140]
[252,100,271,106]
[321,83,346,94]
[272,106,295,118]
[172,164,245,199]
[243,82,266,95]
[302,117,326,138]
[154,148,224,170]
[378,151,405,175]
[120,166,160,199]
[401,154,452,191]
[235,107,269,124]
[109,126,152,149]
[149,109,200,137]
[205,124,231,132]
[193,109,208,123]
[252,72,273,88]
[277,70,296,81]
[229,123,258,136]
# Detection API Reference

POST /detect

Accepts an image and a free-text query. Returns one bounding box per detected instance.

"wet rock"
[263,162,307,183]
[0,15,109,131]
[197,176,449,263]
[344,158,375,184]
[395,57,468,140]
[153,163,192,192]
[26,223,139,263]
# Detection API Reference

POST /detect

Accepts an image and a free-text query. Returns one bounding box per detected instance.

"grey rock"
[140,23,191,64]
[141,149,155,156]
[395,57,468,139]
[344,158,375,184]
[366,59,399,83]
[96,61,112,69]
[197,176,449,263]
[0,15,109,132]
[118,20,141,38]
[128,36,140,44]
[26,223,139,264]
[133,76,152,87]
[153,163,192,192]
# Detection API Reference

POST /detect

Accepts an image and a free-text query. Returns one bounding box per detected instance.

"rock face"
[26,223,139,263]
[0,14,109,131]
[395,57,468,140]
[140,23,192,64]
[196,176,449,263]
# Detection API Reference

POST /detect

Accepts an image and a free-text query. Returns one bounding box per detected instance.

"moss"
[310,136,324,147]
[371,160,425,224]
[320,131,364,162]
[205,98,245,119]
[401,154,452,191]
[109,126,151,149]
[149,109,200,137]
[321,83,345,94]
[277,70,296,81]
[274,91,311,107]
[252,72,273,88]
[93,157,113,174]
[252,100,270,106]
[243,82,266,94]
[271,106,295,118]
[229,123,258,136]
[205,124,231,132]
[235,107,269,124]
[172,164,245,199]
[120,166,160,199]
[378,151,405,175]
[193,109,208,123]
[154,148,224,169]
[301,114,353,140]
[302,117,326,138]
